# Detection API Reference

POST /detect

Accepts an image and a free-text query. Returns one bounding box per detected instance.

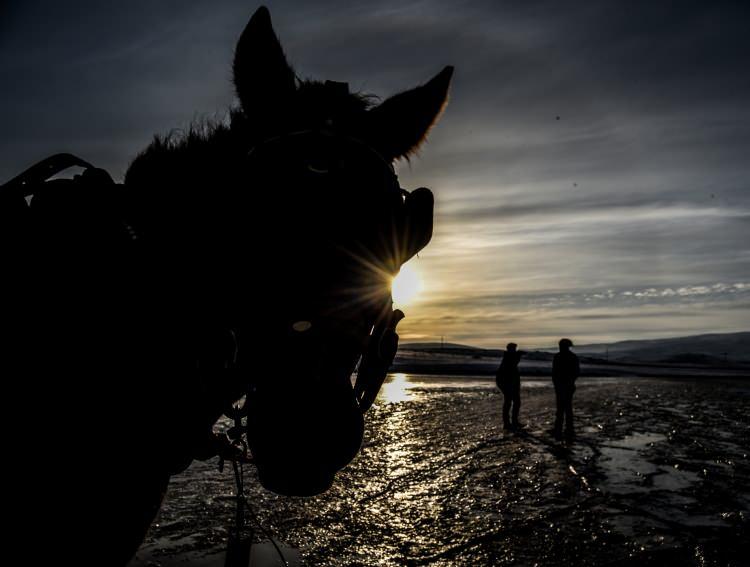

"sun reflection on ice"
[379,374,414,482]
[378,373,413,404]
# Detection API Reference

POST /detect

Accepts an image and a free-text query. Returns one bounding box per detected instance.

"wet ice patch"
[598,432,701,495]
[609,432,667,449]
[599,445,660,494]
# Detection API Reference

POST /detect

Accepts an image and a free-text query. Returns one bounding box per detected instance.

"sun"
[391,262,424,307]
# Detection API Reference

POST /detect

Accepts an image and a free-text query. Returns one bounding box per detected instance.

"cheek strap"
[351,187,432,412]
[354,308,405,412]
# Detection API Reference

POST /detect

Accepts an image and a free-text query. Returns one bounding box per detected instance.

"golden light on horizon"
[391,262,424,307]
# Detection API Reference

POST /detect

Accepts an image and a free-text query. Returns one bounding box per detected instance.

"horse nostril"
[307,163,329,174]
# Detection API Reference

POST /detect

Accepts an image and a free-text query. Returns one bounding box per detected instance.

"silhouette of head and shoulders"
[501,342,526,368]
[553,338,579,382]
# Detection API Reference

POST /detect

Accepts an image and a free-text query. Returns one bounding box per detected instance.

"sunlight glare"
[391,262,423,307]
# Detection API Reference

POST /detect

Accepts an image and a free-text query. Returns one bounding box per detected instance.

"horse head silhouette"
[123,6,452,497]
[2,6,451,564]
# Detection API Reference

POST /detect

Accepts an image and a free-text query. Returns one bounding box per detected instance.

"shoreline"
[391,363,750,380]
[391,356,750,380]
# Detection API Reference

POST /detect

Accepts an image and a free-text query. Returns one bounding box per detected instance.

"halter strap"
[246,129,396,176]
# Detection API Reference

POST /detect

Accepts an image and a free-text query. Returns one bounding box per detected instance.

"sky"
[1,0,749,348]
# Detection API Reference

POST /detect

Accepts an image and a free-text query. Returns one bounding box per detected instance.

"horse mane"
[124,80,377,189]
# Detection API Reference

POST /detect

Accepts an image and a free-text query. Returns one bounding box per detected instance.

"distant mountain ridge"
[399,341,484,351]
[401,332,750,364]
[572,332,750,363]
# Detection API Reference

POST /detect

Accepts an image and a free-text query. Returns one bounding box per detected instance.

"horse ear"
[366,66,453,161]
[233,6,296,115]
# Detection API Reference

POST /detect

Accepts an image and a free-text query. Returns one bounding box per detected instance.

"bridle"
[224,123,433,495]
[241,126,410,413]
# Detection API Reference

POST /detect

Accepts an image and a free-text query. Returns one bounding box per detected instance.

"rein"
[247,128,398,175]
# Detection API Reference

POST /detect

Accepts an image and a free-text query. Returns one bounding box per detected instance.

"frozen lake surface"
[132,375,750,566]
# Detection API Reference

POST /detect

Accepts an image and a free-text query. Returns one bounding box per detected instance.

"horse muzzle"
[245,379,365,496]
[240,307,403,497]
[242,335,366,496]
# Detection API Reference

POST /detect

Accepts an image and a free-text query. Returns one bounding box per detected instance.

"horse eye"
[292,320,313,332]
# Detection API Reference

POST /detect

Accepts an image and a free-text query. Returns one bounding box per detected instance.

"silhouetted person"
[496,342,526,430]
[552,338,579,439]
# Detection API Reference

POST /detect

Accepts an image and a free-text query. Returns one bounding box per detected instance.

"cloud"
[397,280,750,347]
[1,0,748,345]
